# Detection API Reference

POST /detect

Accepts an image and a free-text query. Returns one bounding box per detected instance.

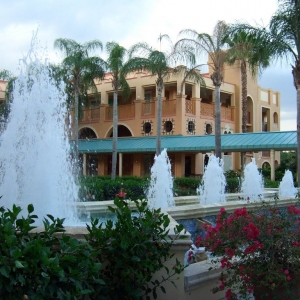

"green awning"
[77,131,297,154]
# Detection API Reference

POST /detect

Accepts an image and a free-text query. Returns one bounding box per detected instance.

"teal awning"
[77,131,297,154]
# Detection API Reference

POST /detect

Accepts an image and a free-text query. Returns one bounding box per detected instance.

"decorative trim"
[141,120,153,136]
[162,118,175,135]
[204,122,213,135]
[186,118,196,135]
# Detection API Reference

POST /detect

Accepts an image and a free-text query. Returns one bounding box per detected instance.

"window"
[164,120,173,133]
[144,91,152,102]
[206,124,212,134]
[143,122,152,134]
[187,120,195,134]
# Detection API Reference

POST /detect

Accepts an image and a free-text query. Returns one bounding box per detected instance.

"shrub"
[0,200,186,299]
[79,176,148,201]
[199,201,300,299]
[0,204,106,299]
[224,170,240,193]
[173,177,200,196]
[85,197,186,300]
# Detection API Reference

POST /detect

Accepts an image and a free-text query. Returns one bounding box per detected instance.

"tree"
[0,69,14,81]
[224,29,271,167]
[0,69,15,126]
[105,42,133,180]
[176,21,228,159]
[125,34,198,155]
[227,0,300,182]
[53,39,106,176]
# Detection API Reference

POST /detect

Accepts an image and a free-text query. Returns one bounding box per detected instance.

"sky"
[0,0,296,131]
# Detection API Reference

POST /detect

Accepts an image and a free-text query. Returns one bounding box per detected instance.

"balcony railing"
[221,106,233,121]
[162,99,176,115]
[200,103,234,121]
[185,100,196,115]
[80,108,100,122]
[105,104,135,121]
[201,103,214,118]
[142,101,155,117]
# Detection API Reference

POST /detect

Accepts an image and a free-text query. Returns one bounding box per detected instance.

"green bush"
[0,204,106,299]
[264,178,280,188]
[173,177,200,196]
[225,178,240,193]
[0,201,185,299]
[224,170,240,193]
[79,176,148,201]
[86,197,186,300]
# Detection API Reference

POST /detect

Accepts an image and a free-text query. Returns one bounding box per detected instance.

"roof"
[78,131,297,154]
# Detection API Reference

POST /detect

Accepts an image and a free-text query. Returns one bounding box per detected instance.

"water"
[0,39,79,225]
[197,155,226,204]
[279,170,298,198]
[241,158,264,201]
[146,148,175,209]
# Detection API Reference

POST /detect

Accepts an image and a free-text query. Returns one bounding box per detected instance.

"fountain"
[241,158,264,201]
[0,39,79,225]
[197,154,226,204]
[146,148,175,209]
[279,170,298,198]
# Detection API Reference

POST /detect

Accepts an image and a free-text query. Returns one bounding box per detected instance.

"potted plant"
[197,201,300,299]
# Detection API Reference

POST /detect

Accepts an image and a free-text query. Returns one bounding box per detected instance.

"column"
[270,149,275,181]
[83,153,87,176]
[119,152,123,177]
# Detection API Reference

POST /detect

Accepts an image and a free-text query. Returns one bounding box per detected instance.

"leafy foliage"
[199,201,300,299]
[0,204,106,299]
[85,197,185,300]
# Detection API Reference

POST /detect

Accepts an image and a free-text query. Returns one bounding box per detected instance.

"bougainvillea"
[198,201,300,299]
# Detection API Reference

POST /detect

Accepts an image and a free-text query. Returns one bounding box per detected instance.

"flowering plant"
[197,201,300,299]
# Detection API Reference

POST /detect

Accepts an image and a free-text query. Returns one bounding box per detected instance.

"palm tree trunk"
[112,90,118,180]
[297,88,300,185]
[74,88,79,181]
[214,84,221,158]
[241,60,248,169]
[156,79,163,155]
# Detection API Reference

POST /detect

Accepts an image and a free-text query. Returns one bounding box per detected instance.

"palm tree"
[269,0,300,182]
[105,42,133,180]
[224,29,271,167]
[176,21,228,159]
[227,0,300,181]
[54,38,106,175]
[125,34,198,155]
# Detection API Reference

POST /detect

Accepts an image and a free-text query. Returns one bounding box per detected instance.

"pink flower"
[284,269,289,275]
[225,289,233,299]
[220,207,226,214]
[286,275,292,281]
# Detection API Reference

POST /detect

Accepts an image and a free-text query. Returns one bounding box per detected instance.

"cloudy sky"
[0,0,296,131]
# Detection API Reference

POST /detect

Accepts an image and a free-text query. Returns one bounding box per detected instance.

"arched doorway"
[107,125,132,137]
[107,125,133,175]
[79,127,97,139]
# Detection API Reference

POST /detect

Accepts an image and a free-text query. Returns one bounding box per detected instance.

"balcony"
[102,99,234,122]
[105,104,135,121]
[185,100,196,115]
[80,108,100,123]
[200,103,234,121]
